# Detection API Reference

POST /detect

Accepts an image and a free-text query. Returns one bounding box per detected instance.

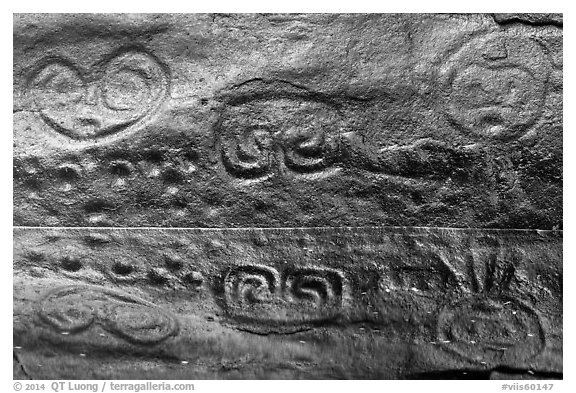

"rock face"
[14,13,562,229]
[13,13,562,379]
[13,227,562,379]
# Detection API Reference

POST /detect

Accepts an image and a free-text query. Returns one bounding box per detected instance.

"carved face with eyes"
[439,32,550,140]
[28,50,168,140]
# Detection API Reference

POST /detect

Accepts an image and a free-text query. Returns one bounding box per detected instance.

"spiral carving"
[282,125,338,173]
[217,94,342,179]
[39,286,97,333]
[224,265,279,306]
[219,127,274,179]
[283,268,344,307]
[38,285,179,344]
[223,265,346,331]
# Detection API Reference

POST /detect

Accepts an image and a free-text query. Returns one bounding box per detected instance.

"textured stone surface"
[13,13,562,229]
[13,14,563,380]
[13,227,561,379]
[493,13,563,26]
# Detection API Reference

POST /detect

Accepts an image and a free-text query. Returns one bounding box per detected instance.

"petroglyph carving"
[38,285,179,344]
[216,83,341,179]
[27,48,169,141]
[224,265,279,306]
[437,295,545,365]
[379,246,464,297]
[222,265,346,331]
[438,32,551,140]
[283,267,344,307]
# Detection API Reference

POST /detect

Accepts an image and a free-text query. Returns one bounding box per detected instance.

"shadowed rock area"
[13,227,562,379]
[14,13,562,229]
[13,13,562,380]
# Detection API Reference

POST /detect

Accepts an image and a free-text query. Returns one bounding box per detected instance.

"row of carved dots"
[54,254,204,287]
[16,159,197,188]
[15,147,199,181]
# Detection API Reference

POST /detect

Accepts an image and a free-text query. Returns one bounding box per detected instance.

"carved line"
[222,265,347,328]
[26,47,169,143]
[437,295,545,365]
[38,285,179,344]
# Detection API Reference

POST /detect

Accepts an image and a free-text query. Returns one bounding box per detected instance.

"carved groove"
[222,265,346,332]
[38,285,179,344]
[437,295,545,365]
[27,48,169,142]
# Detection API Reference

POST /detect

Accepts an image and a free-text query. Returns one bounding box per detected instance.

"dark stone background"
[13,13,562,229]
[13,14,563,380]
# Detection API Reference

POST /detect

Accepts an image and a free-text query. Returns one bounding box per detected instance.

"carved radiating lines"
[436,245,547,365]
[24,227,555,366]
[218,244,548,365]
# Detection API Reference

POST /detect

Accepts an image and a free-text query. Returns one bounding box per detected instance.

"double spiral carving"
[223,265,346,330]
[217,97,341,179]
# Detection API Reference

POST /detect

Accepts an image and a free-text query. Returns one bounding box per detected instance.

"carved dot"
[60,256,83,272]
[173,197,188,209]
[143,150,164,163]
[185,150,199,162]
[183,271,204,288]
[84,233,112,246]
[109,160,132,177]
[253,235,269,247]
[112,262,134,276]
[57,164,81,182]
[14,159,40,179]
[23,178,42,190]
[164,255,184,270]
[27,251,45,263]
[162,167,184,184]
[148,269,169,285]
[84,199,115,214]
[168,239,185,249]
[14,160,42,190]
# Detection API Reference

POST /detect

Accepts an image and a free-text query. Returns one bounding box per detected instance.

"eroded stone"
[13,227,562,379]
[13,14,562,229]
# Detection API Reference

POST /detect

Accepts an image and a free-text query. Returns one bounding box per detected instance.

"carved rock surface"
[13,227,561,379]
[13,14,562,380]
[13,13,562,229]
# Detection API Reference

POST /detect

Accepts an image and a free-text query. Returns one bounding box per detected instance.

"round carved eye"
[101,51,166,114]
[29,61,84,108]
[102,68,150,111]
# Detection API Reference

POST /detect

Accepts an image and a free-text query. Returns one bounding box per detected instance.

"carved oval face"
[28,50,168,141]
[102,302,179,344]
[38,285,179,345]
[39,287,97,333]
[437,296,544,365]
[439,33,550,140]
